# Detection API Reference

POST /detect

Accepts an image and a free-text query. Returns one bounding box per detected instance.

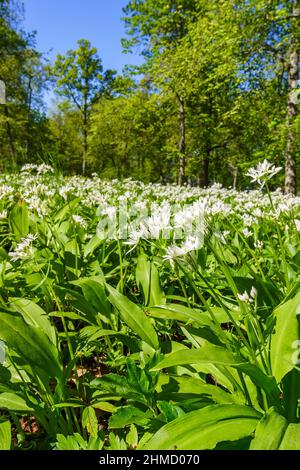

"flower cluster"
[9,234,38,261]
[246,160,282,187]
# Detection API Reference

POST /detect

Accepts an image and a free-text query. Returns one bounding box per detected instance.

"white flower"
[242,228,252,238]
[246,160,282,187]
[254,240,263,249]
[72,215,87,229]
[250,286,257,299]
[126,224,149,246]
[164,236,201,262]
[9,234,38,261]
[238,286,257,304]
[237,291,250,303]
[0,211,7,219]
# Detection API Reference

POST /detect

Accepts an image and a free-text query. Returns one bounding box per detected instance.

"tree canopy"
[0,0,299,192]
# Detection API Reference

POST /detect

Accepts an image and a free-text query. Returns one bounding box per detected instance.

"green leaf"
[80,279,111,320]
[92,402,117,413]
[0,393,35,413]
[0,309,63,382]
[9,298,57,345]
[106,284,159,349]
[250,408,300,450]
[279,423,300,450]
[156,375,241,404]
[250,408,288,450]
[147,304,211,325]
[157,401,185,422]
[136,254,165,306]
[9,201,29,241]
[0,420,11,450]
[148,304,239,332]
[84,235,102,257]
[109,406,152,429]
[126,424,138,449]
[152,344,243,371]
[141,404,261,450]
[55,434,80,450]
[270,291,300,382]
[233,363,280,404]
[82,406,98,438]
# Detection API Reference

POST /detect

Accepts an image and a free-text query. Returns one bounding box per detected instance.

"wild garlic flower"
[164,236,201,262]
[246,160,282,187]
[72,214,87,229]
[9,234,38,261]
[238,286,257,304]
[254,240,263,249]
[242,228,252,238]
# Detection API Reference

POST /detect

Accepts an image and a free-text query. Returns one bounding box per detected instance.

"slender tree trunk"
[178,97,186,185]
[284,0,299,194]
[201,147,210,187]
[4,104,16,166]
[26,77,33,160]
[82,109,88,176]
[233,167,238,190]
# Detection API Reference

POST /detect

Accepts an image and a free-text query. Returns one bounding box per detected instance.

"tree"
[284,0,299,194]
[123,0,198,184]
[0,0,49,169]
[229,0,299,193]
[51,39,116,175]
[89,86,176,181]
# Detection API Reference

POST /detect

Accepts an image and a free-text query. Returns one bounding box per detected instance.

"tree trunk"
[82,110,88,176]
[4,104,16,166]
[232,167,238,190]
[200,147,210,187]
[26,76,33,160]
[178,97,186,185]
[284,0,299,194]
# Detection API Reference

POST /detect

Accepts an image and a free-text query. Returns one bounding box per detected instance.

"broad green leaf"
[250,408,288,450]
[0,310,62,382]
[0,393,34,413]
[148,304,239,331]
[80,279,111,320]
[109,406,152,429]
[233,363,280,404]
[9,201,29,241]
[126,424,138,449]
[156,375,241,404]
[0,420,11,450]
[270,291,300,382]
[148,304,211,325]
[157,401,185,422]
[136,253,165,306]
[84,235,102,257]
[54,286,98,325]
[9,298,57,345]
[92,402,117,413]
[282,369,300,422]
[141,404,261,450]
[106,284,159,349]
[82,406,98,438]
[279,424,300,450]
[152,344,243,371]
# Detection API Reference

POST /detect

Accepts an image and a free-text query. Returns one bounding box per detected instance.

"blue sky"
[23,0,143,75]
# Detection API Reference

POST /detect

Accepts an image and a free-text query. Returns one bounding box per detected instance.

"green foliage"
[0,420,11,450]
[0,169,299,449]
